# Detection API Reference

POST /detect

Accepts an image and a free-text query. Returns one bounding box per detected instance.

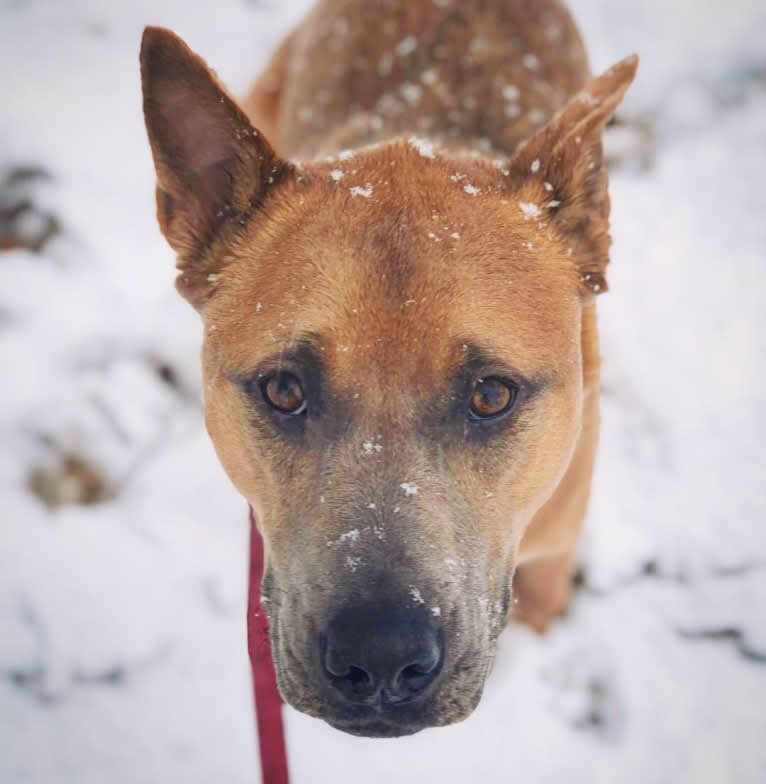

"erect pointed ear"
[505,55,638,296]
[140,27,289,307]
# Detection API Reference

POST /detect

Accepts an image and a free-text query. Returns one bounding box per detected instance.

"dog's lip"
[324,708,431,738]
[316,680,463,737]
[331,686,432,711]
[327,717,426,738]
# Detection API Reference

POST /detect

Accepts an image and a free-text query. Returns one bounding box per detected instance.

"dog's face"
[141,28,636,736]
[201,158,585,734]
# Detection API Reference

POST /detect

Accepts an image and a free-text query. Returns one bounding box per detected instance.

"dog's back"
[246,0,590,158]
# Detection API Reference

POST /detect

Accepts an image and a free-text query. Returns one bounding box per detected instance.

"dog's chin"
[283,682,485,738]
[326,716,430,738]
[322,690,483,737]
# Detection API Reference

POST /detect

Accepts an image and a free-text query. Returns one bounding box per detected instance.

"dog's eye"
[262,371,306,415]
[468,378,517,420]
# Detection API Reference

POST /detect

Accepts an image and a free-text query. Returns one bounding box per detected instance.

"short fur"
[140,0,636,737]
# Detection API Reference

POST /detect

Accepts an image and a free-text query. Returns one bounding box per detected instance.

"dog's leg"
[512,551,576,633]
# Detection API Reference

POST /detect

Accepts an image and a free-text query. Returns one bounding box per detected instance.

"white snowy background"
[1,0,765,781]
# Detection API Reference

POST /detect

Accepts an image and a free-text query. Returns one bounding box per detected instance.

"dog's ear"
[504,55,638,295]
[140,27,289,307]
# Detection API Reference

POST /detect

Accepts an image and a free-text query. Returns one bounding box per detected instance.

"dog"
[140,0,636,738]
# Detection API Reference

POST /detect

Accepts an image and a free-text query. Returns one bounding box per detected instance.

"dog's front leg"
[512,552,577,633]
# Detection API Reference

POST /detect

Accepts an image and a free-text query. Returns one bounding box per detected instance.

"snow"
[400,482,419,497]
[361,439,383,455]
[1,0,765,783]
[396,35,417,57]
[349,184,373,198]
[338,530,361,544]
[519,201,542,219]
[522,53,540,70]
[345,556,362,572]
[409,588,425,605]
[401,83,423,105]
[409,136,436,159]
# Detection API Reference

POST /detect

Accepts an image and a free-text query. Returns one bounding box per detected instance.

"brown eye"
[262,371,306,415]
[469,378,516,420]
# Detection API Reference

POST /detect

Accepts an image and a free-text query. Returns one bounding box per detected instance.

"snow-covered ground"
[1,0,765,781]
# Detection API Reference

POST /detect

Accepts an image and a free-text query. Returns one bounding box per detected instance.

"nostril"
[324,646,350,678]
[322,639,379,702]
[393,647,441,700]
[401,662,433,681]
[343,665,373,694]
[397,665,432,696]
[326,662,378,701]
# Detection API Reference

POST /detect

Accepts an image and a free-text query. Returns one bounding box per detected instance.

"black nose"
[322,603,443,706]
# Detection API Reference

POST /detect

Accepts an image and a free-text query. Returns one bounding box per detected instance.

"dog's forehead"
[207,144,581,382]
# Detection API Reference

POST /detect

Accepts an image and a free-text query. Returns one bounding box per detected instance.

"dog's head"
[141,28,636,737]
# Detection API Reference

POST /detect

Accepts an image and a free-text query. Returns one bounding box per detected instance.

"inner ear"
[152,82,247,205]
[140,26,289,304]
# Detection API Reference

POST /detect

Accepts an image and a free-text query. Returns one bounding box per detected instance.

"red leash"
[248,509,290,784]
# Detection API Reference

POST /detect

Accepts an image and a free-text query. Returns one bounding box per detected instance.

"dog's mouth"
[271,620,496,737]
[264,563,510,736]
[324,703,449,738]
[322,690,438,737]
[311,669,487,738]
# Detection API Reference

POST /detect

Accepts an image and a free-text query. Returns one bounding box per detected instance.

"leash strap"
[248,508,290,784]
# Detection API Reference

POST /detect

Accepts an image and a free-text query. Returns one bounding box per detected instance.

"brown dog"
[140,0,636,738]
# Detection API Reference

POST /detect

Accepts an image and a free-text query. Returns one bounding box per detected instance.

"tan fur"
[140,0,636,736]
[244,0,589,159]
